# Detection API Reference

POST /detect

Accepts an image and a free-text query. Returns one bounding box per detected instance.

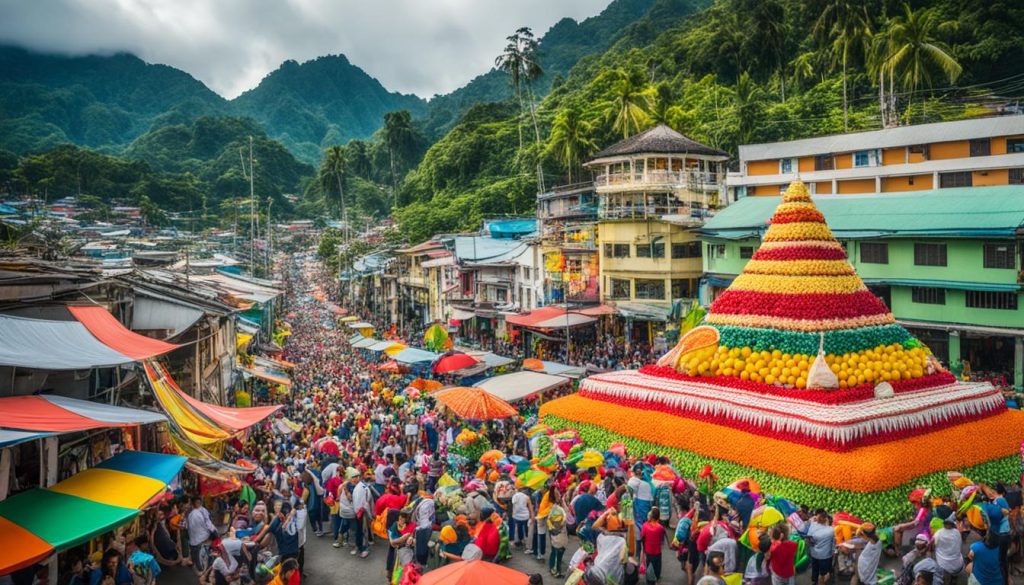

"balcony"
[595,170,724,193]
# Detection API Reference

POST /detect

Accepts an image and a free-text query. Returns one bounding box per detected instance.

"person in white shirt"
[707,536,738,574]
[404,417,419,458]
[186,497,218,571]
[932,518,964,584]
[413,494,436,565]
[857,524,883,585]
[511,487,532,547]
[204,543,239,585]
[321,461,339,484]
[351,473,375,557]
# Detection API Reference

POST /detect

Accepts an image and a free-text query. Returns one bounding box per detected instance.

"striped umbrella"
[0,451,186,574]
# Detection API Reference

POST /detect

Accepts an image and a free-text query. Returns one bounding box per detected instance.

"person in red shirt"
[641,508,668,582]
[768,524,798,585]
[471,509,501,559]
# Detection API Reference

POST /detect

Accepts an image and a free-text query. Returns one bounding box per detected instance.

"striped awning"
[0,451,186,575]
[0,395,166,434]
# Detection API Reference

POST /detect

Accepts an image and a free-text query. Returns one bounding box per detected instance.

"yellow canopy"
[339,316,359,322]
[144,362,234,448]
[385,343,407,357]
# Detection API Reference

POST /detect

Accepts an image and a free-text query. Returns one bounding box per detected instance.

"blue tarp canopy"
[394,348,440,364]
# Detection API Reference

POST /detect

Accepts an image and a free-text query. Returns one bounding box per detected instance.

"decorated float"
[540,181,1024,524]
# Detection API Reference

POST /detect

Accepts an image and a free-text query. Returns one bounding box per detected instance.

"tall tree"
[606,69,653,139]
[382,111,417,208]
[546,107,598,184]
[319,145,347,221]
[345,140,372,179]
[813,0,873,130]
[733,72,766,146]
[883,3,961,123]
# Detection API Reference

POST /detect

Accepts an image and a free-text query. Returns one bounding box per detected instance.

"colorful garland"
[742,259,855,276]
[752,245,849,261]
[709,290,891,321]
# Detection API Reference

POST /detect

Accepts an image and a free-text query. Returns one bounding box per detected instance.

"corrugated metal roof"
[739,116,1024,161]
[700,186,1024,238]
[453,236,528,262]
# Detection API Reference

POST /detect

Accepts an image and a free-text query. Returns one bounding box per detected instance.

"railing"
[536,204,598,220]
[599,205,716,220]
[595,171,723,190]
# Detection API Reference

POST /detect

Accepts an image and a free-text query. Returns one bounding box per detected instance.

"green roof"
[701,186,1024,240]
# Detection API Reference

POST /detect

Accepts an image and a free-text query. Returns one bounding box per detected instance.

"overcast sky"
[0,0,613,99]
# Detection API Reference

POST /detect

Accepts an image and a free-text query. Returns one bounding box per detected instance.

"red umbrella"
[318,439,340,457]
[432,352,479,374]
[417,561,528,585]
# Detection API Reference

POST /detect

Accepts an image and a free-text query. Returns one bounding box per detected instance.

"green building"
[698,186,1024,388]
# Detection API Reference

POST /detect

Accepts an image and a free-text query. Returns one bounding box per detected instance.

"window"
[939,171,972,188]
[984,243,1015,269]
[739,246,754,259]
[853,149,878,167]
[966,290,1018,310]
[652,241,665,258]
[635,279,665,300]
[605,243,630,258]
[911,287,945,305]
[671,279,692,299]
[969,138,991,157]
[814,154,834,171]
[909,144,930,160]
[610,278,631,299]
[779,158,795,174]
[1010,168,1024,185]
[672,242,702,258]
[914,243,947,266]
[860,242,889,264]
[1008,138,1024,154]
[709,244,727,259]
[636,244,650,258]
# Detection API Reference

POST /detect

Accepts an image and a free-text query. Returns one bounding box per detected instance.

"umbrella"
[408,378,444,393]
[516,470,550,490]
[522,358,544,371]
[433,352,480,374]
[318,439,340,457]
[424,324,449,352]
[433,387,517,420]
[418,561,529,585]
[749,505,785,528]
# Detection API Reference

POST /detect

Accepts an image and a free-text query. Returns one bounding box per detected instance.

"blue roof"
[701,186,1024,240]
[487,219,537,239]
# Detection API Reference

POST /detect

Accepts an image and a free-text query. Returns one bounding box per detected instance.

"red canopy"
[0,396,108,432]
[68,306,179,360]
[432,353,479,374]
[504,306,567,327]
[417,561,528,585]
[156,363,281,432]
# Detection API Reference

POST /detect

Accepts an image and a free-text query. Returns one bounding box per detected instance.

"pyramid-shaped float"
[541,182,1024,524]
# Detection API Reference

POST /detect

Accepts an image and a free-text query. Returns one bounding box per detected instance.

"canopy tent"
[153,363,281,432]
[367,340,401,352]
[0,395,166,433]
[477,371,570,402]
[240,366,292,387]
[346,321,374,329]
[614,302,671,322]
[348,333,364,343]
[505,306,595,329]
[522,360,586,379]
[433,387,518,420]
[0,451,186,575]
[394,347,441,365]
[340,316,361,323]
[450,351,516,377]
[67,306,179,360]
[417,560,528,585]
[0,314,139,370]
[0,430,53,449]
[532,313,597,328]
[144,362,235,447]
[352,337,379,349]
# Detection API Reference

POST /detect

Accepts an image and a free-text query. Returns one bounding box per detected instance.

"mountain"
[0,46,227,154]
[421,0,707,139]
[232,55,428,164]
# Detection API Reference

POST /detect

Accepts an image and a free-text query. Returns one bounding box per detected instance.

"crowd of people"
[47,253,1023,585]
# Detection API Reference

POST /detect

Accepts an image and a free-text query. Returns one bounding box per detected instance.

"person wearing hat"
[856,523,883,585]
[932,515,964,585]
[332,468,359,549]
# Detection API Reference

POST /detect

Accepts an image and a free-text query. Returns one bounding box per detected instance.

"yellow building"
[585,124,729,319]
[728,116,1024,198]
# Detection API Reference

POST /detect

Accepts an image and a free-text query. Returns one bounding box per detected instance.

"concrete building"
[699,186,1024,388]
[586,124,728,335]
[536,182,600,305]
[727,116,1024,199]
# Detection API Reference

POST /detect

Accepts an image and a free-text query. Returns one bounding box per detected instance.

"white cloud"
[0,0,612,98]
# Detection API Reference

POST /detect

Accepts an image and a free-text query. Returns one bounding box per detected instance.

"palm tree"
[319,145,347,220]
[496,31,526,152]
[345,140,372,179]
[790,51,820,92]
[813,0,873,130]
[546,107,598,184]
[606,69,653,139]
[733,72,766,146]
[883,3,961,123]
[495,28,545,150]
[382,111,417,208]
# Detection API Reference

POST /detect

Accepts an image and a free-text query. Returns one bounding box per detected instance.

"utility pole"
[266,197,273,277]
[241,136,256,275]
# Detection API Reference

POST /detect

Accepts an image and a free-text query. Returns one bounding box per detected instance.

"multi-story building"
[586,124,728,336]
[699,185,1024,388]
[727,116,1024,200]
[395,239,447,327]
[536,182,600,305]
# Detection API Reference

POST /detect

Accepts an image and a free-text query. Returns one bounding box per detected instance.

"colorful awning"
[0,451,186,575]
[144,363,234,447]
[0,307,178,370]
[505,307,596,329]
[0,395,167,433]
[175,382,281,432]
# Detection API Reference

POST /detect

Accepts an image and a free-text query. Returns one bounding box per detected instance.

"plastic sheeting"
[69,306,179,360]
[393,347,440,364]
[0,314,135,369]
[144,362,234,447]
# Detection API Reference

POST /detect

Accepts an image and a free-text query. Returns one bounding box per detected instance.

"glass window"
[671,279,691,299]
[914,243,947,266]
[966,291,1018,310]
[853,151,870,167]
[983,243,1015,269]
[814,154,834,171]
[779,158,795,174]
[939,171,972,188]
[614,244,630,258]
[672,242,702,258]
[909,144,930,159]
[652,242,665,258]
[1007,138,1024,154]
[739,247,754,259]
[860,242,889,264]
[1010,168,1024,185]
[610,278,631,299]
[710,244,726,259]
[635,279,665,300]
[636,244,651,258]
[969,138,991,157]
[911,287,945,305]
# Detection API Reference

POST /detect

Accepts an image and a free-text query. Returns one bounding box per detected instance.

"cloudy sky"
[0,0,612,99]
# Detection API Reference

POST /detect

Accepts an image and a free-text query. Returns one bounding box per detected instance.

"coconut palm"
[733,72,766,146]
[606,69,653,139]
[814,0,873,130]
[546,107,598,184]
[382,111,417,208]
[319,145,347,223]
[883,3,961,122]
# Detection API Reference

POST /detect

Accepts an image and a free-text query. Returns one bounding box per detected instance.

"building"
[585,124,728,336]
[536,182,600,305]
[727,116,1024,200]
[395,239,448,327]
[699,185,1024,388]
